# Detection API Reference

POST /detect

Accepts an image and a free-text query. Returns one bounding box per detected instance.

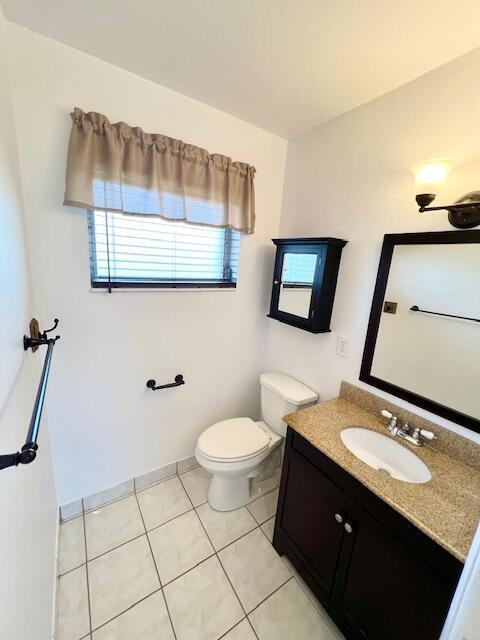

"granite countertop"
[284,396,480,562]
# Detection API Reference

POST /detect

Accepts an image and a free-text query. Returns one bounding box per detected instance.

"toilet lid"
[197,418,271,462]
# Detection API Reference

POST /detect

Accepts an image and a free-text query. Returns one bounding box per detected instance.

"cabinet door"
[333,503,457,640]
[278,451,348,598]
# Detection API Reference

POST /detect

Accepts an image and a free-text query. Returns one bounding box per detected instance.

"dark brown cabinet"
[273,429,463,640]
[268,237,347,333]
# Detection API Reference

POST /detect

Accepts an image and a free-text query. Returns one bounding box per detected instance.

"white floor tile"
[249,579,338,640]
[56,565,90,640]
[260,517,275,543]
[218,528,290,613]
[149,510,214,584]
[137,476,192,531]
[222,619,257,640]
[164,555,243,640]
[179,466,211,506]
[246,489,279,525]
[85,495,144,559]
[281,557,346,639]
[58,516,86,575]
[196,503,257,551]
[88,535,160,630]
[92,591,174,640]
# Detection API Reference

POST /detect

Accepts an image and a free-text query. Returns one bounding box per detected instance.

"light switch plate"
[336,335,349,358]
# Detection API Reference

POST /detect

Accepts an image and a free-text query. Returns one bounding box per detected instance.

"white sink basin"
[340,427,432,484]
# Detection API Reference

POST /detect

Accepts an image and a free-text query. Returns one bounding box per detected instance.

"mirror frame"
[360,230,480,434]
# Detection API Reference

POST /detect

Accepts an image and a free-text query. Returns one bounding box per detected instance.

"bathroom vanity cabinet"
[273,428,463,640]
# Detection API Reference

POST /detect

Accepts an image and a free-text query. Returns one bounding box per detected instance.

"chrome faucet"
[381,410,437,447]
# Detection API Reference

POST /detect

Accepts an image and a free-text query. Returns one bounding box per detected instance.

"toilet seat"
[197,417,271,463]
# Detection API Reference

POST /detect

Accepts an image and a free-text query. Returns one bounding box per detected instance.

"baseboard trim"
[59,454,199,521]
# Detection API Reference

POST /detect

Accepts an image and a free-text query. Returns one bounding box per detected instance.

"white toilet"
[195,371,318,511]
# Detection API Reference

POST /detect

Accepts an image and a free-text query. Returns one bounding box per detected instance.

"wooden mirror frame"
[360,230,480,433]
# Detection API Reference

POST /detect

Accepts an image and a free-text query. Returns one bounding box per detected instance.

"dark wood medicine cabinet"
[268,238,347,333]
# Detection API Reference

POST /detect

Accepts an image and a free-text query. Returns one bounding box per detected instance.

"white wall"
[7,23,287,505]
[266,45,480,444]
[0,9,57,640]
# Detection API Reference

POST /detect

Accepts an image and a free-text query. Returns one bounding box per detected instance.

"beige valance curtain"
[64,108,256,233]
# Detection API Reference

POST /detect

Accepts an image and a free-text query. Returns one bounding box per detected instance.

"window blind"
[87,210,240,290]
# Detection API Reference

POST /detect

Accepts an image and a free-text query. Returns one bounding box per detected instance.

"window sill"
[89,286,237,293]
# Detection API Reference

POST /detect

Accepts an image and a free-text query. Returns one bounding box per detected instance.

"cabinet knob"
[344,522,353,534]
[334,513,343,524]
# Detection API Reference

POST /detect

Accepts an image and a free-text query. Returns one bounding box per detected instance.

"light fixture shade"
[410,159,454,196]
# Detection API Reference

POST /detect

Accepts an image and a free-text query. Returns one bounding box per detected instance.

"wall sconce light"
[411,159,480,229]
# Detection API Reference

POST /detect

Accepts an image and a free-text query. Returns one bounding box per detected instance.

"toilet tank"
[260,372,318,437]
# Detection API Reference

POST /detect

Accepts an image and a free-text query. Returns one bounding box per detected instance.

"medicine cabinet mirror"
[360,230,480,433]
[268,238,347,333]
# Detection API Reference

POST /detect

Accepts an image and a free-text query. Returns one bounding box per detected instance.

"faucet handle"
[381,410,397,424]
[420,429,436,441]
[381,410,397,434]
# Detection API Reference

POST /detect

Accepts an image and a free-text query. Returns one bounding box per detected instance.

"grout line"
[86,532,147,565]
[247,575,294,617]
[133,490,178,640]
[178,474,250,623]
[159,583,178,640]
[160,550,217,588]
[205,522,259,554]
[81,513,93,637]
[217,617,249,639]
[58,561,87,579]
[144,506,194,535]
[89,587,163,635]
[246,617,260,639]
[133,492,160,584]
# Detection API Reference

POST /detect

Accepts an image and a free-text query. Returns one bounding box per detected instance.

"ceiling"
[4,0,480,138]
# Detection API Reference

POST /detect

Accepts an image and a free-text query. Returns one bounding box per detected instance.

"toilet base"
[208,474,250,511]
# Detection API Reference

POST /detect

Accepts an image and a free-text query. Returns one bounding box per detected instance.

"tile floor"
[56,465,344,640]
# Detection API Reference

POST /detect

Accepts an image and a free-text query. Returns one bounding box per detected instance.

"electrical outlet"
[336,335,349,358]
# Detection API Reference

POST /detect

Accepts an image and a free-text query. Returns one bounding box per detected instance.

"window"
[87,210,240,289]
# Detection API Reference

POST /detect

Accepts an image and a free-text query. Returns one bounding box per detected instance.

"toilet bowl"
[195,372,318,511]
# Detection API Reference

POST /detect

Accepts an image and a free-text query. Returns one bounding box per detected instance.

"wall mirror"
[268,238,347,333]
[277,252,317,318]
[360,230,480,432]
